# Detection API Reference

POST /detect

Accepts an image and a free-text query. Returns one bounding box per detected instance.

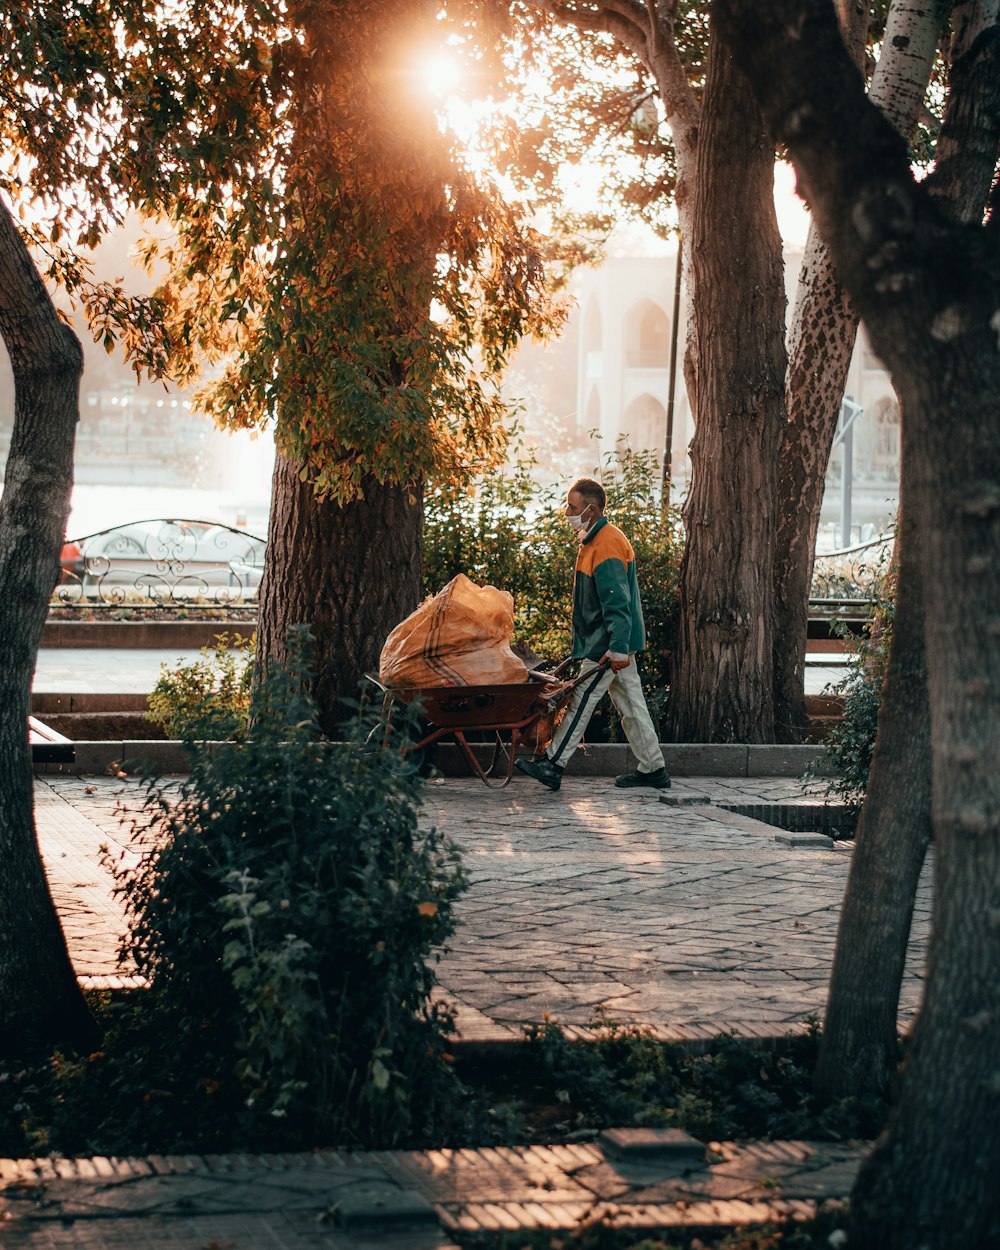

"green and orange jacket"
[571,517,647,660]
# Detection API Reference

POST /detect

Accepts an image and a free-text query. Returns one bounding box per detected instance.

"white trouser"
[546,656,664,774]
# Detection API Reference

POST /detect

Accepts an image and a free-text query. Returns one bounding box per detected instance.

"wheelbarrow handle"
[541,658,612,710]
[562,657,612,689]
[526,655,590,684]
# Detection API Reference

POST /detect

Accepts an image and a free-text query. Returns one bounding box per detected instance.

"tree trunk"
[667,14,788,743]
[252,0,444,731]
[773,0,938,741]
[814,2,998,1102]
[0,201,99,1056]
[714,1,1000,1242]
[813,438,932,1101]
[774,234,859,739]
[258,456,422,735]
[849,345,1000,1250]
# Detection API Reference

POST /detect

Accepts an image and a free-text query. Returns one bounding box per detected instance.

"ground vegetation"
[475,1218,845,1250]
[0,1006,882,1156]
[104,631,467,1147]
[146,633,255,741]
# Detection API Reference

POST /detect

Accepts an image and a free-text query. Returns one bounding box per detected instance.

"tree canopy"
[2,0,556,503]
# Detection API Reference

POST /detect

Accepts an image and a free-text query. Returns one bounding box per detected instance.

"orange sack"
[379,574,530,689]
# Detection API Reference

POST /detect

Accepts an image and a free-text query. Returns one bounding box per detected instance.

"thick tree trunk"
[849,360,1000,1250]
[715,1,1000,1242]
[0,202,99,1055]
[258,456,422,734]
[813,447,932,1101]
[253,0,442,731]
[667,17,787,743]
[814,4,997,1101]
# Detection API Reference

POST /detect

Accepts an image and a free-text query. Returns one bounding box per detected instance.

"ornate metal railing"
[54,518,266,608]
[810,533,894,606]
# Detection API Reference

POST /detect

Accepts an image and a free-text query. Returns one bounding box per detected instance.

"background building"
[0,223,899,546]
[502,239,899,547]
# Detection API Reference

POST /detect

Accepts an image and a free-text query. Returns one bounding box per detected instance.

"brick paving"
[423,775,929,1042]
[0,1137,860,1248]
[36,772,931,1034]
[21,769,928,1246]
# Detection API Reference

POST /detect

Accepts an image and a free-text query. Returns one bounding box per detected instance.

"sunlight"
[421,51,462,99]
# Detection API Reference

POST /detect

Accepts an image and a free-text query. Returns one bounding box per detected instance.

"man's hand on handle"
[603,652,631,672]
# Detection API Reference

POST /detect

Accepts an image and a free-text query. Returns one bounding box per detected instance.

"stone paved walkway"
[37,772,931,1040]
[21,770,928,1247]
[0,1133,860,1248]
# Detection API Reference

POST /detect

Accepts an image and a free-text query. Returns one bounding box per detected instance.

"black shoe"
[515,756,563,791]
[614,767,671,790]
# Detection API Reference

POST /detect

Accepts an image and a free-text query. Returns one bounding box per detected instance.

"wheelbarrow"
[366,659,607,788]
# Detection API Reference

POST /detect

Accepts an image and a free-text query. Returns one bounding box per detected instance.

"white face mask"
[567,504,593,532]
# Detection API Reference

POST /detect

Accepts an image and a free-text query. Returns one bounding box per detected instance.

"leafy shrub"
[146,632,254,740]
[819,546,895,805]
[517,1015,886,1145]
[486,1216,845,1249]
[109,629,467,1148]
[424,434,683,734]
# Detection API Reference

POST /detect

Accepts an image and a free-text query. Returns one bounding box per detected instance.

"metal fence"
[51,517,893,613]
[811,533,893,609]
[54,519,266,608]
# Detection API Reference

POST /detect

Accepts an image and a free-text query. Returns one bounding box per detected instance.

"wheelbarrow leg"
[484,732,506,779]
[454,731,518,788]
[484,728,527,785]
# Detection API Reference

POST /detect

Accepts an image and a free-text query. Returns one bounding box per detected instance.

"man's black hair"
[570,477,606,511]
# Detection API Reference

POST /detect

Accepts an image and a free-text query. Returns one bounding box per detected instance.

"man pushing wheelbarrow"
[516,477,670,793]
[373,572,604,787]
[375,477,669,791]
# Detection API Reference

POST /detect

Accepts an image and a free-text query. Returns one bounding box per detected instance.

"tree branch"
[923,21,1000,223]
[531,0,700,167]
[640,0,701,165]
[711,0,996,381]
[533,0,652,61]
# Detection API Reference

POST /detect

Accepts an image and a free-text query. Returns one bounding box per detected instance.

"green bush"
[146,632,255,740]
[110,629,467,1148]
[424,434,683,733]
[819,548,894,805]
[517,1015,885,1145]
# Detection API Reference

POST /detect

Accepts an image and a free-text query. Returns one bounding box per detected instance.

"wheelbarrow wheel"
[409,720,439,777]
[365,694,438,777]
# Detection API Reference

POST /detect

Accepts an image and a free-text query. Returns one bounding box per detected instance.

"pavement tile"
[0,1139,865,1247]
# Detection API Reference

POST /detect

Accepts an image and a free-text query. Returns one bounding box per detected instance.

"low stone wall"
[33,740,831,779]
[41,621,255,648]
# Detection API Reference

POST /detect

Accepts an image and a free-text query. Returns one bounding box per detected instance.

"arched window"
[624,300,670,369]
[622,393,666,453]
[583,300,603,353]
[584,387,601,433]
[872,395,899,473]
